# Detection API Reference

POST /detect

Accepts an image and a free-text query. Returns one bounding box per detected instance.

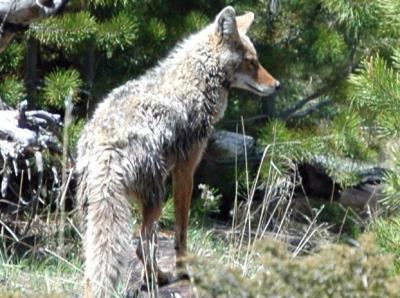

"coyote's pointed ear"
[215,6,239,42]
[236,12,254,34]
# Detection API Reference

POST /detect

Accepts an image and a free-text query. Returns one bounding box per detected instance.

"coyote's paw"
[176,258,191,279]
[175,267,190,281]
[140,269,174,291]
[157,270,174,286]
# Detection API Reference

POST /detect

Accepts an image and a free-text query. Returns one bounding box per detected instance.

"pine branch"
[280,42,359,120]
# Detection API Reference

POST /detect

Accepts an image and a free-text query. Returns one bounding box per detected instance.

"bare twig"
[57,91,73,256]
[285,98,333,120]
[280,87,331,120]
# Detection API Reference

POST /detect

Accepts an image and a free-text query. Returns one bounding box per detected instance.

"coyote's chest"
[161,93,227,176]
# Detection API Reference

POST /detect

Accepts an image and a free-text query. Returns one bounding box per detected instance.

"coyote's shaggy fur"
[77,6,279,297]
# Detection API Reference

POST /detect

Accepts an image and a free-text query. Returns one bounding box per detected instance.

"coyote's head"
[213,6,280,96]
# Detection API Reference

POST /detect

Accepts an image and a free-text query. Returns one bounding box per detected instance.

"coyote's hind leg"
[172,143,206,278]
[136,204,172,287]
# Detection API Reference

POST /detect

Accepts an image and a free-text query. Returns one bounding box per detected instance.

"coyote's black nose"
[275,81,281,90]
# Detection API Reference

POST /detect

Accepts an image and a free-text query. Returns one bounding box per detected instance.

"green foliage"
[0,76,26,107]
[147,18,167,43]
[311,201,361,238]
[43,69,82,109]
[184,11,210,32]
[96,12,138,58]
[349,53,400,208]
[30,12,97,52]
[89,0,130,8]
[0,245,83,296]
[349,55,400,139]
[321,0,381,35]
[380,147,400,212]
[159,197,175,229]
[255,0,400,192]
[259,119,305,174]
[376,0,400,39]
[393,49,400,70]
[255,0,400,185]
[259,116,378,187]
[329,110,374,160]
[192,184,222,223]
[375,215,400,273]
[191,234,400,297]
[67,119,86,152]
[312,27,347,65]
[160,184,222,229]
[0,42,25,74]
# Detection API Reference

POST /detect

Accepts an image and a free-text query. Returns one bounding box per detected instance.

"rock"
[208,129,255,157]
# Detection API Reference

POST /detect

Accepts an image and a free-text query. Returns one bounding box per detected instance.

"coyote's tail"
[78,149,132,298]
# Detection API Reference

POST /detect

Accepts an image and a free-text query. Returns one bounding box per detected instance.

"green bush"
[191,234,400,297]
[375,216,400,273]
[0,76,26,107]
[42,69,82,109]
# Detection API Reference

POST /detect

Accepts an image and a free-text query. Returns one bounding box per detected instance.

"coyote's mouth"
[245,82,273,96]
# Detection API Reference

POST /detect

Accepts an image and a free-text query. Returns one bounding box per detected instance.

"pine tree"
[349,52,400,212]
[239,0,400,202]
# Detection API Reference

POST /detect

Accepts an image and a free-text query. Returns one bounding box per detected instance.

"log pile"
[0,0,69,215]
[0,100,62,212]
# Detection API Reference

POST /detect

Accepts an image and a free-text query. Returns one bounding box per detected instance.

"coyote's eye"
[246,58,257,69]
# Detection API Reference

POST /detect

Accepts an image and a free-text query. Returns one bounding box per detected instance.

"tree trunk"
[25,37,39,103]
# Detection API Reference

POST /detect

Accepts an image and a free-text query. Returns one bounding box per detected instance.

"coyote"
[77,6,279,297]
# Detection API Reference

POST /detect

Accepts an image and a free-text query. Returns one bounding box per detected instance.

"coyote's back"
[77,6,279,297]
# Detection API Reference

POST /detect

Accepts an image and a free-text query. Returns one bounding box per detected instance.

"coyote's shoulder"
[78,6,279,298]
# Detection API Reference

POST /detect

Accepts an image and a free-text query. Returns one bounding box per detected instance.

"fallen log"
[0,0,69,52]
[199,130,388,217]
[297,157,387,213]
[0,100,61,201]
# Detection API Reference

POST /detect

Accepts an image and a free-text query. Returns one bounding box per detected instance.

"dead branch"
[280,41,360,121]
[0,100,62,198]
[285,98,333,120]
[279,87,330,120]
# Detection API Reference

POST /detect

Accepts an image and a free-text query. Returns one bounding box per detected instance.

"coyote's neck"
[152,31,230,124]
[136,29,231,158]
